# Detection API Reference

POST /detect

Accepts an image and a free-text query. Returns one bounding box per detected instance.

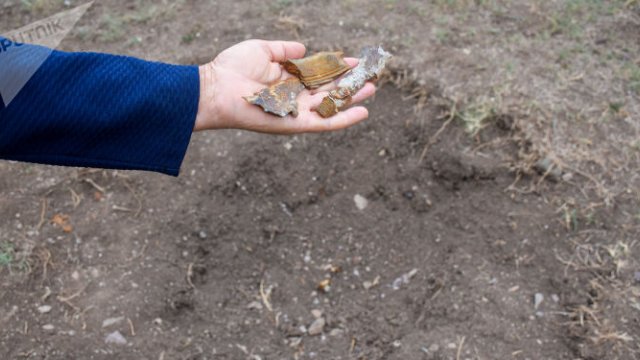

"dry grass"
[0,234,36,276]
[555,231,639,358]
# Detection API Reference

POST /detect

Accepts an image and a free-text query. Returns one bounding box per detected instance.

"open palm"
[194,40,376,133]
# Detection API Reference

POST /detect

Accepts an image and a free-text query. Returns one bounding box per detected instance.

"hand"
[194,40,376,133]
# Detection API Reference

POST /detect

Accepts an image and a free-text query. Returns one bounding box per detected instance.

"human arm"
[0,41,199,176]
[0,39,375,176]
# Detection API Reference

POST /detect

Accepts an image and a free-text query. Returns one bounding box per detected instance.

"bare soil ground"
[1,1,639,359]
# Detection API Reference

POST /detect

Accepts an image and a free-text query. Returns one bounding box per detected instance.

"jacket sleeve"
[0,41,200,176]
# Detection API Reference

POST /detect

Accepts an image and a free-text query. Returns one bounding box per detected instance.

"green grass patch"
[456,98,499,136]
[627,63,640,94]
[20,0,64,13]
[0,242,15,268]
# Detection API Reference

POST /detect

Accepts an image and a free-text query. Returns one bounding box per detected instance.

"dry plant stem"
[121,180,143,217]
[418,103,457,164]
[259,279,273,312]
[36,198,48,230]
[127,318,136,336]
[186,263,196,289]
[456,336,466,360]
[84,178,106,193]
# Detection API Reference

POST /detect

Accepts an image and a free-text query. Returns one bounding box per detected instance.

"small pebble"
[392,268,418,290]
[308,317,325,336]
[105,330,127,345]
[534,293,544,309]
[551,294,560,303]
[311,309,323,319]
[247,301,263,310]
[198,231,207,239]
[37,305,52,314]
[354,194,368,210]
[363,276,380,290]
[102,316,124,328]
[288,337,302,348]
[42,324,55,331]
[329,328,344,337]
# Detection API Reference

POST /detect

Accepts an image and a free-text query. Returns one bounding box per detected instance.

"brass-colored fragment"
[316,46,392,118]
[317,278,331,293]
[282,51,351,89]
[243,78,305,117]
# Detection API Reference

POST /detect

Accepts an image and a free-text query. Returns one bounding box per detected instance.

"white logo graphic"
[0,2,93,107]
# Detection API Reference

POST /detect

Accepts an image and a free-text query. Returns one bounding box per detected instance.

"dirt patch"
[1,1,639,359]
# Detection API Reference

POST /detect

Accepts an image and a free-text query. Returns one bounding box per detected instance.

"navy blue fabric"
[0,43,199,176]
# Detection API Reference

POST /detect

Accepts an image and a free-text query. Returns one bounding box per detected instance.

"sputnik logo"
[0,2,93,107]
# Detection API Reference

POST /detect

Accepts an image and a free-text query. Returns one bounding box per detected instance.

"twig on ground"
[259,279,273,312]
[57,287,86,312]
[69,188,82,208]
[83,178,106,193]
[418,102,457,164]
[456,336,466,360]
[186,263,196,289]
[127,317,136,336]
[41,287,52,302]
[121,180,143,217]
[38,248,52,285]
[36,198,48,230]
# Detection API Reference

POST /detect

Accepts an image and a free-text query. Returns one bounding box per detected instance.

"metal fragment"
[282,51,351,89]
[316,46,392,118]
[244,78,305,117]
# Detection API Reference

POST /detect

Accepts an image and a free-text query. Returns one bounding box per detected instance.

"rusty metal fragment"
[315,46,392,118]
[282,51,351,89]
[243,78,305,117]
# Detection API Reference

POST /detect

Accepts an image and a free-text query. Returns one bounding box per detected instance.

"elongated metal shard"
[315,46,392,118]
[244,78,305,117]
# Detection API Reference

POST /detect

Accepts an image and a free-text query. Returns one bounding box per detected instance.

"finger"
[345,57,359,68]
[350,82,377,104]
[308,91,330,107]
[307,82,377,108]
[305,106,369,133]
[259,40,306,62]
[310,82,337,94]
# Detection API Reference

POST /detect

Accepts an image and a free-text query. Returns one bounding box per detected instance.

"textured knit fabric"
[0,41,199,176]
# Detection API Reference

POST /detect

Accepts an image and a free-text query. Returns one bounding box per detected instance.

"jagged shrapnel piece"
[243,78,305,117]
[282,52,351,89]
[316,46,392,118]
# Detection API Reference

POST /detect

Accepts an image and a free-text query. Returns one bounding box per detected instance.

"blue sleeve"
[0,42,200,176]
